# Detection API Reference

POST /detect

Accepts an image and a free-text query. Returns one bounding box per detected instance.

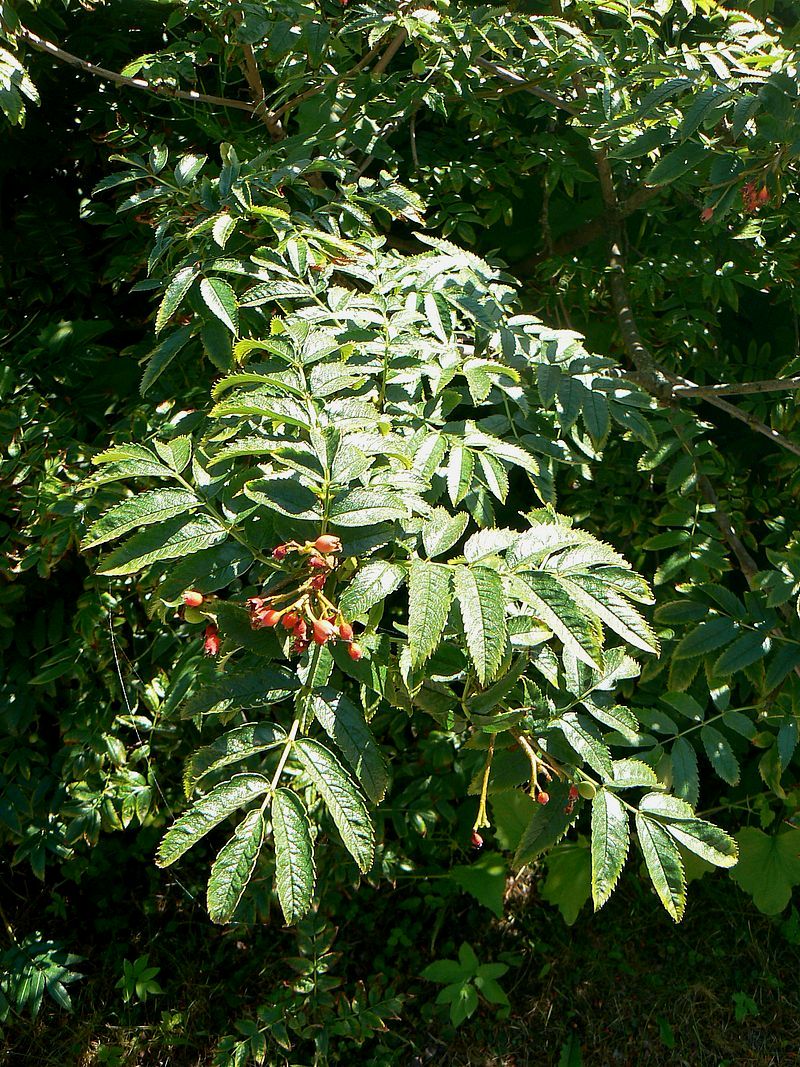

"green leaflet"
[513,781,577,867]
[200,277,239,335]
[294,739,374,873]
[180,667,299,718]
[140,326,193,395]
[453,564,507,685]
[311,687,389,804]
[639,792,737,867]
[673,616,738,659]
[81,488,199,550]
[700,724,740,785]
[560,574,659,655]
[97,514,227,576]
[271,789,316,924]
[645,142,707,186]
[670,737,699,806]
[156,773,270,867]
[447,446,475,505]
[408,559,453,668]
[329,488,407,528]
[422,508,469,559]
[591,789,629,910]
[555,712,613,779]
[206,808,265,924]
[609,758,658,789]
[155,265,199,334]
[712,630,771,676]
[635,813,686,921]
[339,561,406,618]
[183,722,287,795]
[512,572,603,669]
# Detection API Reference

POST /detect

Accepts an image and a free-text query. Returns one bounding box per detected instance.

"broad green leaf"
[408,560,453,668]
[670,737,700,806]
[339,561,406,618]
[543,842,592,925]
[422,508,469,559]
[98,514,227,576]
[155,265,198,334]
[450,851,507,918]
[180,667,299,718]
[513,781,577,867]
[294,739,374,872]
[82,488,199,550]
[200,277,239,335]
[731,828,800,914]
[513,573,603,669]
[453,565,507,685]
[156,774,270,867]
[700,724,740,785]
[184,723,286,795]
[329,488,407,527]
[311,687,389,803]
[591,789,629,909]
[635,812,686,921]
[490,790,537,851]
[207,808,265,924]
[272,789,316,924]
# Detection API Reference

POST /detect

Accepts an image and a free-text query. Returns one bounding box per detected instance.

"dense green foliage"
[2,0,800,1060]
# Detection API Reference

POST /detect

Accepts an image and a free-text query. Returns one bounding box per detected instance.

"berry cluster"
[247,534,363,659]
[741,181,770,214]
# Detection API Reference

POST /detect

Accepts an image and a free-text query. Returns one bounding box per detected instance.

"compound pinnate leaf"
[207,808,265,924]
[294,739,374,873]
[591,789,629,909]
[272,789,316,924]
[156,774,270,867]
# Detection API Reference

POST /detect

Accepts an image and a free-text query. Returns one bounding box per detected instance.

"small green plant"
[116,955,164,1004]
[732,991,759,1023]
[421,942,510,1028]
[0,935,82,1023]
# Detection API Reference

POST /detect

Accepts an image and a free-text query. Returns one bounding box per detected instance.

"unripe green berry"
[577,781,596,800]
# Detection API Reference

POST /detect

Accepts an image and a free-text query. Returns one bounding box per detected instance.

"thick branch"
[17,25,257,112]
[230,11,284,139]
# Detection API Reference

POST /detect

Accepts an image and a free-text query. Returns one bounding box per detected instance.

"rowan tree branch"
[672,376,800,397]
[473,56,579,115]
[230,10,284,139]
[16,25,257,113]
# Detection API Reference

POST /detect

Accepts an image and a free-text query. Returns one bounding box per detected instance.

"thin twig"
[474,56,579,115]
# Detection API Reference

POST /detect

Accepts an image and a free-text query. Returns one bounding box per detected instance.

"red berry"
[203,625,220,656]
[183,590,204,608]
[272,544,289,560]
[312,618,336,645]
[537,791,550,806]
[339,622,354,641]
[247,597,266,612]
[700,207,714,223]
[348,642,363,661]
[569,786,580,800]
[281,611,300,630]
[293,619,307,639]
[314,534,342,554]
[308,555,328,570]
[471,830,484,849]
[311,574,327,590]
[758,185,770,204]
[260,608,282,628]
